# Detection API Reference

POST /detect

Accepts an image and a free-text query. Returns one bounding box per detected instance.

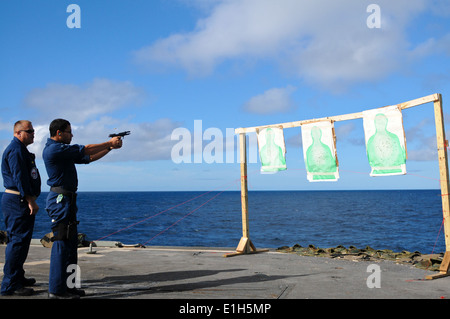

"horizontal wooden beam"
[235,94,440,134]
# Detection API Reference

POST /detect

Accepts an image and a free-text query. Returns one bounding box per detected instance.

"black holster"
[50,186,79,241]
[51,221,79,241]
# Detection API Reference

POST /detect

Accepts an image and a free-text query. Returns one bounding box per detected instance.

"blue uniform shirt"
[1,137,41,197]
[42,138,90,192]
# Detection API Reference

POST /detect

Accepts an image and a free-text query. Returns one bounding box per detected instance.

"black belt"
[50,186,76,195]
[50,186,78,219]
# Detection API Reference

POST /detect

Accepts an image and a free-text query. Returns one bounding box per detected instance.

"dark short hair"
[49,119,71,137]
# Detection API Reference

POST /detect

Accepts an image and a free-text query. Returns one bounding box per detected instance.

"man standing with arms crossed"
[1,120,41,296]
[43,119,123,299]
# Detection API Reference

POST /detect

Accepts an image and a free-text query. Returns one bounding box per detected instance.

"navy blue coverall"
[1,137,41,295]
[42,138,90,295]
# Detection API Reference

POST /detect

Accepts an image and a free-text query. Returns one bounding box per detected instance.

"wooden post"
[237,133,250,252]
[426,94,450,279]
[228,94,450,270]
[224,133,268,257]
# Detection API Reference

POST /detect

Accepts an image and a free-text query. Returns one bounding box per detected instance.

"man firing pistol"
[42,118,124,299]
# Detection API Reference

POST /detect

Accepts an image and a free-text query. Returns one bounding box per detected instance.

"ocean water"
[0,190,446,254]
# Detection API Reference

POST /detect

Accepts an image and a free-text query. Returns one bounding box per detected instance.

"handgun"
[108,131,131,138]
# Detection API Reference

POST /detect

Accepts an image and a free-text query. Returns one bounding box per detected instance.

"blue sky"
[1,0,449,191]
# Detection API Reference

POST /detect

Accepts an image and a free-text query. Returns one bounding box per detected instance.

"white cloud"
[403,117,439,161]
[27,117,182,162]
[27,124,48,156]
[0,119,12,132]
[134,0,427,90]
[409,33,450,60]
[243,85,297,114]
[4,77,185,163]
[24,78,145,123]
[98,118,183,162]
[429,0,450,17]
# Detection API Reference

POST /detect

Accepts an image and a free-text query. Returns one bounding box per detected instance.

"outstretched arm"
[84,137,122,162]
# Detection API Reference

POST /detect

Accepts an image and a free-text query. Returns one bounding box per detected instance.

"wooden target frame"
[225,94,449,280]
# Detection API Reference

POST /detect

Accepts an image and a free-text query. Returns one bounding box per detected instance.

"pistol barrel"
[108,131,131,138]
